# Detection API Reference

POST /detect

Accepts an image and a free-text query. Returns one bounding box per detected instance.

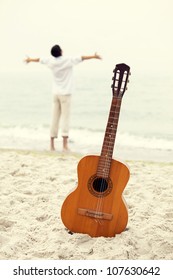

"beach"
[0,148,172,260]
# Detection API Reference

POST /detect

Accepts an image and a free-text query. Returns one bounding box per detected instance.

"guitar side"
[61,155,130,237]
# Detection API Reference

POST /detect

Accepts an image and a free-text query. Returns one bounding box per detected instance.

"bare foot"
[62,147,71,153]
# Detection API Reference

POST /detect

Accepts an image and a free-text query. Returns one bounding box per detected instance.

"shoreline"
[0,146,173,164]
[0,148,173,260]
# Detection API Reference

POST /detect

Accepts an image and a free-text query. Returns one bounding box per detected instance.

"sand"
[0,149,172,260]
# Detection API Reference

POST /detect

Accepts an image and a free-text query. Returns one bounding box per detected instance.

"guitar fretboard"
[96,97,122,178]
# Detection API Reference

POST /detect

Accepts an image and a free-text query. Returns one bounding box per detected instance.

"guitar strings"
[95,98,119,215]
[95,98,121,216]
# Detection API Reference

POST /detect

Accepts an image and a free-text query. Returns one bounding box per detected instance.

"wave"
[0,125,172,151]
[0,125,172,162]
[116,132,173,151]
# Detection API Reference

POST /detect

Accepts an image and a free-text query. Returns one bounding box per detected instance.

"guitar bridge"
[78,208,113,220]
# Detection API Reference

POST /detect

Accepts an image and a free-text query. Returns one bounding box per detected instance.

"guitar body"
[61,155,130,237]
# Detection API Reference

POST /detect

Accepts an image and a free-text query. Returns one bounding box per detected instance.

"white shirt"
[40,56,82,95]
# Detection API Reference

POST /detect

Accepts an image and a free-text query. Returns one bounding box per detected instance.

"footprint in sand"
[35,214,49,222]
[0,219,15,231]
[0,234,9,247]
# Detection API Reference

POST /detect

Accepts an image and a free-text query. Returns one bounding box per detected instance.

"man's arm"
[81,52,101,61]
[24,57,40,63]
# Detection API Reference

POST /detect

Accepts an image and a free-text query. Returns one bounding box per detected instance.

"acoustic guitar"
[61,63,131,237]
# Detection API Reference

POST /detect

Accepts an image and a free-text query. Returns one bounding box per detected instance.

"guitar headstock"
[111,63,130,98]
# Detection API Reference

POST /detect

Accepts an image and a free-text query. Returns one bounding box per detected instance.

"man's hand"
[94,52,102,59]
[24,56,40,63]
[24,56,31,63]
[81,53,102,61]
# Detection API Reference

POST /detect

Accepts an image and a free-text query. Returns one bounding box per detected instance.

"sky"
[0,0,172,76]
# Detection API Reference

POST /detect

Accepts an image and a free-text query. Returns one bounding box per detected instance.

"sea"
[0,69,172,162]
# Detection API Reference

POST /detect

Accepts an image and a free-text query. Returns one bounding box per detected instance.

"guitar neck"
[96,97,122,178]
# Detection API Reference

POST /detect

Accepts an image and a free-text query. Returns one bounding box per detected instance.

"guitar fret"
[97,165,111,169]
[110,105,120,109]
[110,109,120,112]
[97,171,110,175]
[97,161,112,168]
[100,152,112,156]
[106,125,117,129]
[104,135,116,138]
[100,155,113,160]
[102,143,115,147]
[107,121,118,125]
[109,117,119,120]
[97,162,111,167]
[104,140,114,147]
[99,156,112,160]
[97,167,111,172]
[100,155,112,159]
[107,119,118,123]
[97,163,111,167]
[105,132,116,135]
[104,132,116,137]
[107,133,116,137]
[101,147,114,151]
[103,140,115,145]
[109,112,119,115]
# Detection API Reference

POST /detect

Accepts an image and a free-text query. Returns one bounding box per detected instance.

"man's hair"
[51,45,62,57]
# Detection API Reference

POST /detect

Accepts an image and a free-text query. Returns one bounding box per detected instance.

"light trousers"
[50,94,71,138]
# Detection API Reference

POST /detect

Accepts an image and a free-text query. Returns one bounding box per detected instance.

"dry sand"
[0,149,172,260]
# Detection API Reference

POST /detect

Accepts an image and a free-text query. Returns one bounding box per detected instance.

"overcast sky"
[0,0,172,76]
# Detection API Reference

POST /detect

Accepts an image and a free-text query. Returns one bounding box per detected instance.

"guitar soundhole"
[93,178,108,193]
[88,175,112,197]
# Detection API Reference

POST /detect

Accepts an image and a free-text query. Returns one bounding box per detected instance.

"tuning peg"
[129,72,131,75]
[127,80,130,83]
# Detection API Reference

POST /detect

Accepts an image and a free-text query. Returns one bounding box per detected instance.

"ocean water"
[0,70,172,162]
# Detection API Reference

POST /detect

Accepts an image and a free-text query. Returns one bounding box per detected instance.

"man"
[25,44,101,151]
